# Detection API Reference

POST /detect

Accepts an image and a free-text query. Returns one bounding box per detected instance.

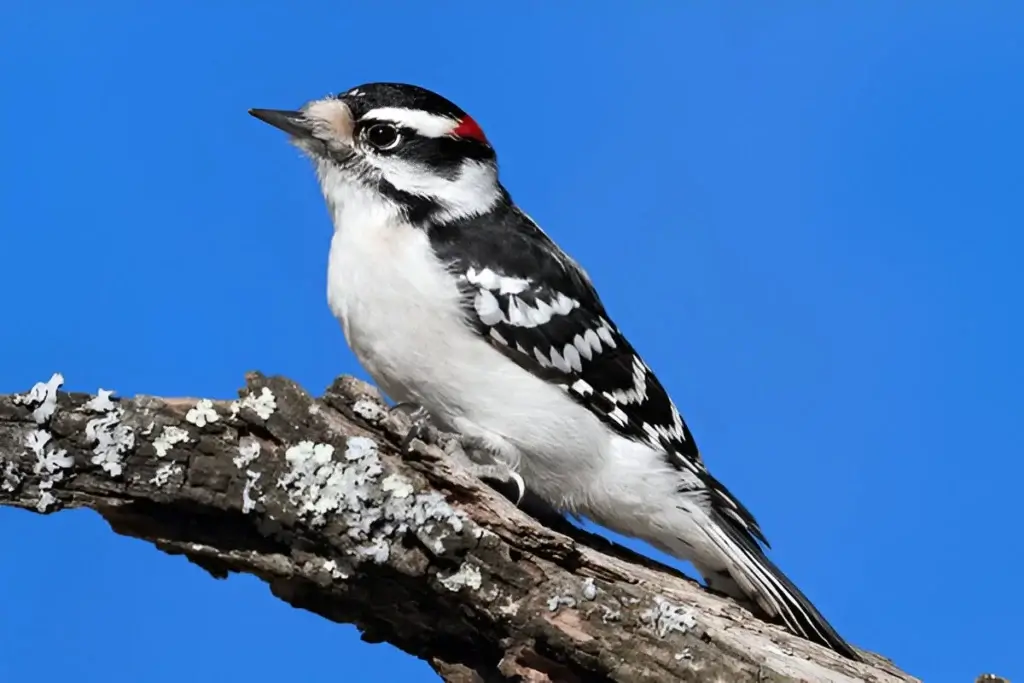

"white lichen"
[85,409,134,477]
[229,387,277,420]
[547,595,577,612]
[14,372,64,424]
[241,470,262,513]
[351,398,387,422]
[234,437,261,468]
[581,577,598,601]
[497,597,521,617]
[153,425,190,457]
[600,606,622,623]
[2,461,20,492]
[25,428,74,511]
[344,437,377,461]
[380,473,414,498]
[36,491,56,512]
[277,435,472,564]
[357,537,391,563]
[439,562,483,592]
[641,597,697,638]
[185,399,219,427]
[84,389,116,413]
[322,559,349,580]
[279,440,347,526]
[28,430,73,475]
[150,462,182,486]
[394,490,467,554]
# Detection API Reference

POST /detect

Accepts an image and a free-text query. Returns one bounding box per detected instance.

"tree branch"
[1,371,921,682]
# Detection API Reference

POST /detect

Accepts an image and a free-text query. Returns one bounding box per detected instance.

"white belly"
[325,222,610,504]
[312,168,712,568]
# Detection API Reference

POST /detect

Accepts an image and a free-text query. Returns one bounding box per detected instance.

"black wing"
[426,203,769,546]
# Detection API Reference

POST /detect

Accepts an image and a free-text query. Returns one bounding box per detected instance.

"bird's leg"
[445,438,569,529]
[389,402,526,505]
[444,436,526,506]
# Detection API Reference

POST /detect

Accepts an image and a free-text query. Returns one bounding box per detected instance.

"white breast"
[327,214,468,408]
[321,184,616,502]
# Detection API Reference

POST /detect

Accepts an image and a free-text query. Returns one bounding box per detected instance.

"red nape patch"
[452,116,487,143]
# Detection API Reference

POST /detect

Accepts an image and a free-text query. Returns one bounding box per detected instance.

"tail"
[702,510,861,661]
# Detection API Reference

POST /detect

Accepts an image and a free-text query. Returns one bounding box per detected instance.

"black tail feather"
[709,511,861,661]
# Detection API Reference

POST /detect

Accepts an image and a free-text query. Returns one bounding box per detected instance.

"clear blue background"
[1,4,1020,682]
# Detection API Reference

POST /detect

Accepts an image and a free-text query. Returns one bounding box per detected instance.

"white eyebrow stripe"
[362,107,460,137]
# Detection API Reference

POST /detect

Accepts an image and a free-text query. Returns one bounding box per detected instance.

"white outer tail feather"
[702,511,860,660]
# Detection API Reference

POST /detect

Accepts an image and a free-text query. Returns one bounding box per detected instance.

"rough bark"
[0,371,931,682]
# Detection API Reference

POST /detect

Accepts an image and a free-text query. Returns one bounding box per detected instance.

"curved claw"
[508,471,526,506]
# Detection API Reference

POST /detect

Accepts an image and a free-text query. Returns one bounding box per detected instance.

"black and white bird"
[249,83,859,660]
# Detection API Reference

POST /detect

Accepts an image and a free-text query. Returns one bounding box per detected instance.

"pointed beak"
[248,108,314,138]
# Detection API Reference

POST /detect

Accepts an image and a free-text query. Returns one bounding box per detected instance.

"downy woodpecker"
[249,83,859,660]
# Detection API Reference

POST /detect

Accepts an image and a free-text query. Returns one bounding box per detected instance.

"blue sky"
[1,4,1020,682]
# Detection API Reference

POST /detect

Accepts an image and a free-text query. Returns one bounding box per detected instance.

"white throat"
[315,156,501,229]
[315,160,405,233]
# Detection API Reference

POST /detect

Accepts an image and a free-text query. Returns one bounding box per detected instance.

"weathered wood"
[0,371,925,682]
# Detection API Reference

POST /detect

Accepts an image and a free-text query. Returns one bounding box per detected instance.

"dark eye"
[363,123,401,150]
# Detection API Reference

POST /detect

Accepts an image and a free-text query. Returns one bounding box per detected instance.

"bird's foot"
[445,439,526,506]
[389,401,439,451]
[388,404,526,505]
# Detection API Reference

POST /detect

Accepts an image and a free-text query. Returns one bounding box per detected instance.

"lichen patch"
[185,399,219,427]
[153,425,190,458]
[14,372,64,424]
[85,409,135,477]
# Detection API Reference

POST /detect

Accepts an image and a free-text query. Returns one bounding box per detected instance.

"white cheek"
[369,157,502,221]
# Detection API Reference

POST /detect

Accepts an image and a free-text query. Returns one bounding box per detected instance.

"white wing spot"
[467,266,530,295]
[527,299,554,327]
[596,323,617,349]
[562,343,582,372]
[583,328,603,356]
[643,423,661,442]
[549,347,571,373]
[498,276,530,295]
[533,347,552,368]
[474,289,504,325]
[552,293,576,315]
[608,407,629,426]
[506,296,527,326]
[524,301,548,327]
[471,267,501,290]
[671,407,686,441]
[489,328,508,345]
[570,379,594,396]
[573,334,592,361]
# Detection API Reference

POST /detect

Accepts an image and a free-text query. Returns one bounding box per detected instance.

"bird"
[249,82,859,660]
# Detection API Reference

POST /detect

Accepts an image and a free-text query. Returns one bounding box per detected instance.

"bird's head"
[250,83,503,225]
